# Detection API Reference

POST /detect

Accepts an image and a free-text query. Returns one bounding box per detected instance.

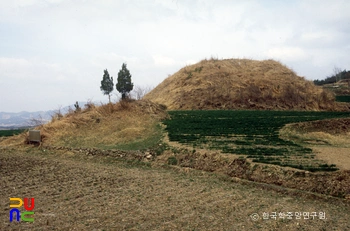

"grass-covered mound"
[145,58,349,111]
[0,100,168,150]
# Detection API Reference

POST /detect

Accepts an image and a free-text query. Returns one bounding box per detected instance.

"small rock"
[146,154,152,159]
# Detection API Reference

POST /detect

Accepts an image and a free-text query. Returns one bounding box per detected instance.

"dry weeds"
[1,147,349,230]
[0,100,168,149]
[155,148,350,199]
[144,58,349,111]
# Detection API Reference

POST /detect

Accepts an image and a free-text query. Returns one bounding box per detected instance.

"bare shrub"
[84,99,95,111]
[64,106,76,118]
[118,99,132,110]
[51,107,64,122]
[27,114,45,127]
[132,85,153,100]
[210,55,219,61]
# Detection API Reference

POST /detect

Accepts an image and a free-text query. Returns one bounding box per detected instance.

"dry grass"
[44,100,168,148]
[279,118,350,170]
[0,100,168,149]
[144,58,349,111]
[279,118,350,147]
[1,147,350,230]
[323,79,350,96]
[155,148,350,199]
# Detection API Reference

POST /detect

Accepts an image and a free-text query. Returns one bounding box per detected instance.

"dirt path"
[313,146,350,170]
[1,147,350,230]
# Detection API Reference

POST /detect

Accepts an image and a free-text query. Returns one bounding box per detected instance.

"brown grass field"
[1,146,350,231]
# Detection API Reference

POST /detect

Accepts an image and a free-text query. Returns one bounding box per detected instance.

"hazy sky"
[1,0,349,112]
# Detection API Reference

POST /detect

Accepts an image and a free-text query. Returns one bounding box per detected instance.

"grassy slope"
[0,100,167,150]
[145,58,349,111]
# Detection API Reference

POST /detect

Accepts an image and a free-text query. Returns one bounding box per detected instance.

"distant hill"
[314,70,350,86]
[0,111,53,129]
[144,58,350,111]
[0,101,88,129]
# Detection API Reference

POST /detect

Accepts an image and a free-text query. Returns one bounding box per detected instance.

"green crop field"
[163,110,350,172]
[0,129,26,137]
[336,95,350,102]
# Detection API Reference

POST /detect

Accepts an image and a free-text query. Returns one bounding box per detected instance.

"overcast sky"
[1,0,349,112]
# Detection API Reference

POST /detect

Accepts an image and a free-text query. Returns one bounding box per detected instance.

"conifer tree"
[116,63,134,99]
[100,69,114,103]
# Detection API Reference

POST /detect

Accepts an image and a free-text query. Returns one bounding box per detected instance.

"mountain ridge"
[0,101,88,128]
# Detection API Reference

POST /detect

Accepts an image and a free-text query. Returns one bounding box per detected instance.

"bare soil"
[313,146,350,170]
[280,118,350,170]
[288,118,350,135]
[1,146,350,231]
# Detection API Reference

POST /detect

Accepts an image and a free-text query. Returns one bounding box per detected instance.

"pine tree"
[116,63,134,100]
[100,69,114,103]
